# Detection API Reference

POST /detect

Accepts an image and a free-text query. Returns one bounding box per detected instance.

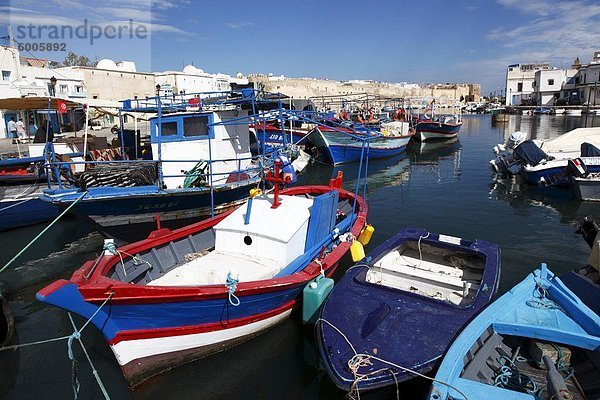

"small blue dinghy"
[317,228,500,392]
[428,264,600,400]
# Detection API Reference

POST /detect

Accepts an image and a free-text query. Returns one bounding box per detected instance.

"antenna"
[7,25,14,49]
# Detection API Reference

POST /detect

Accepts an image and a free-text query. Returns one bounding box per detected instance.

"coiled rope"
[315,318,469,400]
[226,271,240,306]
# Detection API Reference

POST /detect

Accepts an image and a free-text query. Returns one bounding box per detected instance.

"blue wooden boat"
[37,181,368,388]
[414,115,462,141]
[0,184,59,230]
[428,264,600,400]
[533,107,552,115]
[306,122,413,165]
[317,228,500,391]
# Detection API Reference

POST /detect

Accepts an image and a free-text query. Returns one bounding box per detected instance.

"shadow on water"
[3,114,600,400]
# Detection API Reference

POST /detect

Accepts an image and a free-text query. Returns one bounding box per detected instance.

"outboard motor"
[576,216,600,249]
[490,131,529,174]
[540,157,589,187]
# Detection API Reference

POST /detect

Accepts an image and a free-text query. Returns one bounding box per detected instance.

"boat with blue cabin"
[37,174,368,388]
[428,264,600,400]
[39,92,270,241]
[317,228,500,392]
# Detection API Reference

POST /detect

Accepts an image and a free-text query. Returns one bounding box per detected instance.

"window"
[517,82,523,91]
[160,121,178,136]
[548,79,554,85]
[2,70,10,81]
[75,86,83,93]
[59,84,68,93]
[183,116,209,137]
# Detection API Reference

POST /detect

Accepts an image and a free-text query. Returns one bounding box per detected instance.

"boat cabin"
[149,109,252,189]
[107,190,344,286]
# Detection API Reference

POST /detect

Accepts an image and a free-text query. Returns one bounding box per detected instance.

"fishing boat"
[490,127,600,186]
[317,228,500,392]
[566,109,583,116]
[533,107,552,115]
[561,217,600,315]
[428,264,600,400]
[414,114,462,141]
[39,92,271,241]
[0,183,59,230]
[37,171,368,388]
[306,121,413,165]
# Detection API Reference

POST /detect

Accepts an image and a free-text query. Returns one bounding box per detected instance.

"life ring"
[423,109,431,120]
[356,113,364,124]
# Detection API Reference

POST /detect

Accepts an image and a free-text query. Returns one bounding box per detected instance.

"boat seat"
[148,250,284,287]
[374,252,480,291]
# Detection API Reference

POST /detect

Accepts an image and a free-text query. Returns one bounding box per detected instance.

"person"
[33,120,53,143]
[16,118,26,142]
[7,117,17,142]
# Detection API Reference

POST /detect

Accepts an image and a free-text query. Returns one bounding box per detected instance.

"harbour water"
[1,114,600,399]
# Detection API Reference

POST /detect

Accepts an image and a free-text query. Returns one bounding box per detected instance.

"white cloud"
[226,22,254,29]
[489,0,600,60]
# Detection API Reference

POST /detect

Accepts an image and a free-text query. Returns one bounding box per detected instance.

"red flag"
[57,99,67,114]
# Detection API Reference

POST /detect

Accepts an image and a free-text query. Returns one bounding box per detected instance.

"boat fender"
[249,188,263,198]
[358,224,374,246]
[302,274,334,324]
[350,240,365,262]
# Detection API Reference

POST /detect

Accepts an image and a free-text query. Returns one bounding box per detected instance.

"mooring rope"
[0,191,88,273]
[315,318,469,400]
[0,291,114,399]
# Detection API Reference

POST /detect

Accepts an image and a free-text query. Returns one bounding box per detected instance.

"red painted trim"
[108,299,297,344]
[61,185,367,305]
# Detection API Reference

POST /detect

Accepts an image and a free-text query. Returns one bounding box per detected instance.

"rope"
[526,283,565,312]
[0,292,114,399]
[0,197,33,213]
[0,191,88,273]
[315,318,469,400]
[225,271,240,306]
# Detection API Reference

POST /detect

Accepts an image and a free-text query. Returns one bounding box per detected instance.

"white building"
[577,51,600,106]
[505,62,550,105]
[0,45,87,137]
[533,68,577,105]
[155,65,232,95]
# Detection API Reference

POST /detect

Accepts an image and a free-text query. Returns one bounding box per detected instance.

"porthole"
[244,235,252,245]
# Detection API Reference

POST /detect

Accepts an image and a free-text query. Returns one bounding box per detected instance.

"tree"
[61,52,96,67]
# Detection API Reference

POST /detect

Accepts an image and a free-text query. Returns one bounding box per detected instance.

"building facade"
[505,62,550,105]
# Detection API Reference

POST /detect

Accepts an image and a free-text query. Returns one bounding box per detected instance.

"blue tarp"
[581,142,600,157]
[514,140,549,166]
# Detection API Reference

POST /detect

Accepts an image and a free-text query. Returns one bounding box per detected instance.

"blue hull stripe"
[37,282,303,341]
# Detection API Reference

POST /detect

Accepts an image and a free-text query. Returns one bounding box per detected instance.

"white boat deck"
[149,250,283,286]
[367,247,481,305]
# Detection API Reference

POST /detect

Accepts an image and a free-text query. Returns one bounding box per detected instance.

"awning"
[0,96,121,111]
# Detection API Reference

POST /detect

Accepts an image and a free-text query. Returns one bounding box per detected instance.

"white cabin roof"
[215,194,313,243]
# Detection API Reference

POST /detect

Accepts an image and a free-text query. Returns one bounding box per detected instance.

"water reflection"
[489,175,600,226]
[408,138,462,183]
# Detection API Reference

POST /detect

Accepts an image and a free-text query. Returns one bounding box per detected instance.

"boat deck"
[368,243,483,306]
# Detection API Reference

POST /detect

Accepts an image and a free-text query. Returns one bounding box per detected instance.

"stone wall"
[249,76,480,109]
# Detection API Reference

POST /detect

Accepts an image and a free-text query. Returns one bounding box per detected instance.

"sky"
[0,0,599,93]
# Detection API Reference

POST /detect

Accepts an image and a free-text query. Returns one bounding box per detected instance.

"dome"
[96,59,117,70]
[183,65,204,75]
